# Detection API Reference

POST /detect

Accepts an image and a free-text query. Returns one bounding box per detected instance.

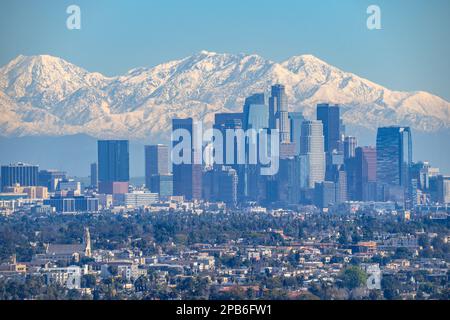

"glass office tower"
[1,163,39,190]
[316,103,341,154]
[289,112,305,156]
[145,144,169,189]
[376,127,412,188]
[172,118,202,200]
[97,140,130,194]
[376,127,413,206]
[300,120,326,189]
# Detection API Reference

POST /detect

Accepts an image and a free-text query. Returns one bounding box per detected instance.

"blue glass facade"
[1,163,38,190]
[98,140,130,183]
[376,126,412,188]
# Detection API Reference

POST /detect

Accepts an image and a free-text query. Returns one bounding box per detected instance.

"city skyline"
[0,1,449,304]
[2,84,448,211]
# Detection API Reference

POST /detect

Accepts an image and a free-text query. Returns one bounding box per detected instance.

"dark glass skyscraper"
[90,163,98,189]
[317,103,341,154]
[213,166,238,207]
[213,113,246,200]
[97,140,130,194]
[274,156,302,205]
[352,146,377,201]
[314,181,336,209]
[376,127,412,188]
[376,127,412,206]
[1,163,38,190]
[242,94,271,202]
[172,118,202,200]
[289,112,304,156]
[317,103,342,181]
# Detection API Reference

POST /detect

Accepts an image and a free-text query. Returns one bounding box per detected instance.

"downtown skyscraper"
[317,103,342,180]
[145,144,173,198]
[376,127,412,205]
[376,127,412,187]
[97,140,130,194]
[317,103,342,154]
[242,93,269,201]
[300,120,326,189]
[145,145,169,183]
[269,84,290,143]
[347,146,377,201]
[90,162,98,189]
[289,112,305,156]
[172,118,202,200]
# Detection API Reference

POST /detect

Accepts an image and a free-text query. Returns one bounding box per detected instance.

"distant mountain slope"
[1,51,449,140]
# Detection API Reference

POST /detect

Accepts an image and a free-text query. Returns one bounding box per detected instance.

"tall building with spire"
[34,226,92,263]
[83,227,91,258]
[269,84,290,143]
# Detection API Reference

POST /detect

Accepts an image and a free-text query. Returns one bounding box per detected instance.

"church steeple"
[83,227,91,257]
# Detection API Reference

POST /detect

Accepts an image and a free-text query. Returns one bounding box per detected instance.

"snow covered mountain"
[1,51,449,140]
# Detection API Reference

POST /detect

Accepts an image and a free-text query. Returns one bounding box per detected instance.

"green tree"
[381,276,401,300]
[339,266,367,290]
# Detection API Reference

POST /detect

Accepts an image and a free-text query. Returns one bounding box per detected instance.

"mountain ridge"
[1,51,449,140]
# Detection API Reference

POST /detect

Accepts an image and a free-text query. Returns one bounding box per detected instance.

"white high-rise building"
[300,120,325,189]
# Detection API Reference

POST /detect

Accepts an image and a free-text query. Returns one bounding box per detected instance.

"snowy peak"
[0,54,108,107]
[0,52,449,140]
[281,54,332,73]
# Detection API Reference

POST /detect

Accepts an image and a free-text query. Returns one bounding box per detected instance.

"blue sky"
[1,0,449,100]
